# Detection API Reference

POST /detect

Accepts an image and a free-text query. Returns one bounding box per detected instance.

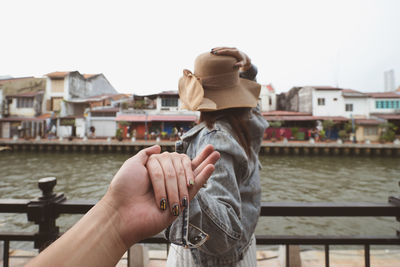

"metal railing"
[0,178,399,267]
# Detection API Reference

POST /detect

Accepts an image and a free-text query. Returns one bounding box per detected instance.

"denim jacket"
[166,104,268,266]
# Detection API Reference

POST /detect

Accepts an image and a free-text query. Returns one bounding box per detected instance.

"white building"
[44,71,118,138]
[342,89,370,119]
[259,84,276,112]
[367,92,400,115]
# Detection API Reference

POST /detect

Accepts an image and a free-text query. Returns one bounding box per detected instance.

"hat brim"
[196,78,261,112]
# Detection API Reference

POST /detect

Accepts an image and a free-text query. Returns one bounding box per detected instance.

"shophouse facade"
[116,91,198,140]
[44,71,118,138]
[0,77,47,138]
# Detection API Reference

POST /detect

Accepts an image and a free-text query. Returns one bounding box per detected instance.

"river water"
[1,152,399,250]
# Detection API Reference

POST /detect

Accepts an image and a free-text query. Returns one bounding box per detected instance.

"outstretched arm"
[27,145,219,267]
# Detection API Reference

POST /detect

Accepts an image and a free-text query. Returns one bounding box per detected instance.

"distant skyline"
[1,0,400,95]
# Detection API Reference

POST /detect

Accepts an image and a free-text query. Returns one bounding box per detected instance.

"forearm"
[27,198,127,267]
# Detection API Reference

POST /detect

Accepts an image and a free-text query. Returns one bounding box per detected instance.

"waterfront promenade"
[1,138,400,156]
[3,248,400,266]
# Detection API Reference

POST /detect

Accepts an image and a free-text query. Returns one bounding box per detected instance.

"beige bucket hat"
[178,52,261,111]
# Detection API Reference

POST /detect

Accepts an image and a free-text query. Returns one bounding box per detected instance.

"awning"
[115,114,197,122]
[0,116,46,122]
[263,115,348,122]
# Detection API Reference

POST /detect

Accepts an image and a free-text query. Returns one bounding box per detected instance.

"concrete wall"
[343,97,369,118]
[0,89,3,118]
[67,73,117,99]
[298,87,313,113]
[90,117,116,137]
[312,89,344,116]
[86,74,118,97]
[355,125,381,142]
[259,85,276,112]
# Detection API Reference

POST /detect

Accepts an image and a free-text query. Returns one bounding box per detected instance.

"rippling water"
[1,152,399,249]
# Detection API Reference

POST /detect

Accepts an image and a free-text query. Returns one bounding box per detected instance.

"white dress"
[166,234,257,267]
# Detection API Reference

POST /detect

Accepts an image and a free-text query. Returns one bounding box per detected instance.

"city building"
[0,77,47,138]
[259,84,276,112]
[44,71,119,138]
[116,91,198,140]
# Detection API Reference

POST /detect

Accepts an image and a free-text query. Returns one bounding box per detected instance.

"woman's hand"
[211,47,252,71]
[146,144,220,216]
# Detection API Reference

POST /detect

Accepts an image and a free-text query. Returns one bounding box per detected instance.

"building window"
[17,97,34,108]
[269,96,272,106]
[364,127,378,136]
[317,98,325,106]
[333,98,338,101]
[375,100,400,109]
[345,104,353,112]
[161,97,178,107]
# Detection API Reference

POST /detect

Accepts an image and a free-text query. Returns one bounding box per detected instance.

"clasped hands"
[104,144,220,247]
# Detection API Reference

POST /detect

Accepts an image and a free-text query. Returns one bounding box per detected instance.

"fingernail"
[172,204,180,216]
[160,198,167,210]
[189,179,195,186]
[182,196,188,208]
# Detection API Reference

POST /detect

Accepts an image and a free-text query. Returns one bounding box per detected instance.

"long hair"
[200,108,252,157]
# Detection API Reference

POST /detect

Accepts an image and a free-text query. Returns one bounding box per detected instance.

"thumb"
[135,145,161,165]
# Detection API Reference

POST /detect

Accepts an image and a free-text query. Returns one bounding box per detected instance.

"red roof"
[91,107,119,113]
[46,71,70,78]
[83,74,99,79]
[367,92,400,98]
[116,114,197,122]
[309,86,343,90]
[0,76,34,85]
[0,116,46,122]
[373,114,400,120]
[262,111,311,116]
[46,71,101,80]
[7,91,44,98]
[354,119,381,125]
[263,115,348,122]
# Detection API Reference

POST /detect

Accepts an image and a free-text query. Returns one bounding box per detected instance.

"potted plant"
[116,128,123,141]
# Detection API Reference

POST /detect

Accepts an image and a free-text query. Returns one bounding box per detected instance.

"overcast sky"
[1,0,400,95]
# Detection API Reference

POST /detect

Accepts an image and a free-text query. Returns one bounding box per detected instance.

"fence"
[0,177,399,267]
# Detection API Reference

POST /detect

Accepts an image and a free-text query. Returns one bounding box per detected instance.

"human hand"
[102,145,219,248]
[211,47,252,71]
[146,144,220,217]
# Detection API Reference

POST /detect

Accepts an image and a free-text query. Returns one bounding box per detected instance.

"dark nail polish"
[172,204,179,216]
[182,196,188,208]
[160,198,167,210]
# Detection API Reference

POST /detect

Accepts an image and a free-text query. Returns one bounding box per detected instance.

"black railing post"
[388,181,400,237]
[27,177,66,251]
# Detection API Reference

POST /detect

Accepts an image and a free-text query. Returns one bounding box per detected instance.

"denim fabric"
[166,107,268,266]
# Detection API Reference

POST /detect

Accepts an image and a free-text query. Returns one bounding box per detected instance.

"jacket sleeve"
[168,129,249,255]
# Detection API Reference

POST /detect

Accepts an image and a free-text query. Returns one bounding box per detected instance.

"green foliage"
[338,130,348,140]
[344,121,358,133]
[133,100,145,109]
[322,120,335,130]
[119,121,129,126]
[121,102,129,109]
[320,129,326,140]
[269,121,282,128]
[379,122,398,142]
[291,127,299,139]
[116,128,123,140]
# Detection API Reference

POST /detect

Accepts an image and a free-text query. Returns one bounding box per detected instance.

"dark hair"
[200,108,252,157]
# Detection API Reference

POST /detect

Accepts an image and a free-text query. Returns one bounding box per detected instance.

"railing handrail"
[1,199,400,216]
[0,178,399,267]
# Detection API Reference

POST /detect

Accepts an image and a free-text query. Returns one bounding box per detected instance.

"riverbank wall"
[1,138,400,156]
